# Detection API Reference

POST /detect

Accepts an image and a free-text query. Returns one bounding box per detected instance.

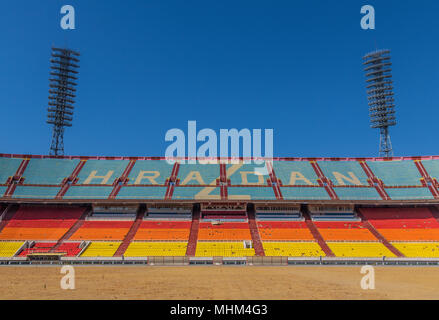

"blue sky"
[0,1,438,158]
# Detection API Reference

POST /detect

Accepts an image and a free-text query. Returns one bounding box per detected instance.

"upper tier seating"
[195,242,255,257]
[22,158,79,185]
[124,242,187,256]
[127,160,174,185]
[317,161,369,186]
[257,221,314,240]
[226,162,268,185]
[116,186,168,200]
[0,158,22,184]
[177,161,220,185]
[227,187,276,200]
[70,221,133,240]
[366,160,422,186]
[172,187,221,200]
[385,187,434,200]
[422,159,439,181]
[263,242,325,257]
[80,242,121,257]
[12,186,60,199]
[198,222,252,240]
[280,187,330,200]
[0,241,24,257]
[0,206,84,240]
[63,186,114,200]
[272,161,319,186]
[76,160,129,185]
[133,221,191,240]
[327,242,396,257]
[334,187,381,201]
[314,221,377,241]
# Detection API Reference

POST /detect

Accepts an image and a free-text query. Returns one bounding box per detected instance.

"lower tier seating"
[314,222,377,241]
[195,242,255,257]
[327,242,396,257]
[0,241,24,257]
[262,242,325,257]
[133,221,191,240]
[377,229,439,241]
[70,221,132,241]
[124,242,187,256]
[198,222,252,240]
[258,221,313,240]
[392,242,439,258]
[80,242,121,257]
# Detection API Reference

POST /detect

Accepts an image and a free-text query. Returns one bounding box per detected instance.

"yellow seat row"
[327,242,395,257]
[263,242,325,257]
[0,241,24,257]
[124,242,188,256]
[80,242,121,257]
[392,242,439,258]
[195,242,255,257]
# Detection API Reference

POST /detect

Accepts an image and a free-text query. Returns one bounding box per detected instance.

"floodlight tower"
[47,47,80,156]
[363,49,396,158]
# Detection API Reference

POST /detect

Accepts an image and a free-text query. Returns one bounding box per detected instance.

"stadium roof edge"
[0,153,439,161]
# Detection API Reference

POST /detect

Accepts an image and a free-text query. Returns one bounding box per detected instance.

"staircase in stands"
[186,209,201,256]
[356,209,404,257]
[302,209,335,257]
[49,207,91,252]
[247,209,265,256]
[113,206,146,257]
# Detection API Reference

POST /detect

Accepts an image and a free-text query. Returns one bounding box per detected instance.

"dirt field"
[1,266,439,300]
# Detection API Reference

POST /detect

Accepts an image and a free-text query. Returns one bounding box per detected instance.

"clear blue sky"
[0,0,438,158]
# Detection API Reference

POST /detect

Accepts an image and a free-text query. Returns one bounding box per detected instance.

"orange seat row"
[70,228,130,240]
[259,228,314,241]
[0,227,69,240]
[133,229,190,240]
[318,228,377,241]
[198,229,252,240]
[378,228,439,241]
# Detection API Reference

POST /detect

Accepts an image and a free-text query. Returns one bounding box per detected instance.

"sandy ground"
[1,266,439,300]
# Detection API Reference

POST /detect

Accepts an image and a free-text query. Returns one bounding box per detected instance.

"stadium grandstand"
[1,153,439,265]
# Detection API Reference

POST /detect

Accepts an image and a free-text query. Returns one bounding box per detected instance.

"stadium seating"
[80,242,121,257]
[76,160,129,185]
[317,161,369,186]
[177,161,220,185]
[127,160,174,185]
[314,221,377,241]
[116,186,168,200]
[262,242,325,257]
[195,242,255,257]
[392,242,439,258]
[334,187,382,200]
[124,242,187,256]
[0,241,24,257]
[272,161,319,186]
[0,158,22,184]
[12,186,60,199]
[385,187,434,200]
[198,222,252,240]
[70,221,132,240]
[361,207,439,241]
[226,162,268,185]
[63,186,114,200]
[280,187,331,200]
[257,221,314,241]
[19,242,56,256]
[133,221,191,240]
[22,158,79,185]
[0,206,84,240]
[422,159,439,181]
[327,242,396,257]
[366,160,423,186]
[227,187,276,200]
[172,187,221,200]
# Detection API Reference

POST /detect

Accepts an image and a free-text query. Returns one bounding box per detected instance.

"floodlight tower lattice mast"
[47,47,80,156]
[363,49,396,158]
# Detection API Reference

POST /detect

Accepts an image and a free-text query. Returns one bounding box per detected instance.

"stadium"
[1,154,439,267]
